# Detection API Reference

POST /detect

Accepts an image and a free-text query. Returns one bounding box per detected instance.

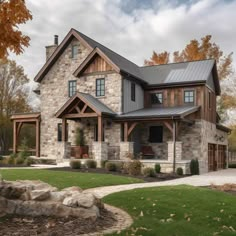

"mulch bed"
[48,167,188,182]
[0,208,116,236]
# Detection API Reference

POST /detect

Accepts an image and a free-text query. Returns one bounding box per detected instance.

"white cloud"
[10,0,236,114]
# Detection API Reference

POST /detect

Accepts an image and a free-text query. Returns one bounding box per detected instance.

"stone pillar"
[92,142,108,167]
[120,142,134,159]
[167,141,182,162]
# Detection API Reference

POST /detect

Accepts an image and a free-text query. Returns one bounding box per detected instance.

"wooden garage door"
[217,145,226,169]
[208,143,216,171]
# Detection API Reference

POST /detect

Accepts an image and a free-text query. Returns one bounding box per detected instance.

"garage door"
[208,143,216,171]
[208,144,227,171]
[217,145,226,169]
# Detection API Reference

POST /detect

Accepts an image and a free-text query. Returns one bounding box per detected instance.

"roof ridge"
[140,58,215,68]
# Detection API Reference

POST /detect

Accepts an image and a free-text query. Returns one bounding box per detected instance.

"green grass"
[0,169,143,190]
[104,185,236,236]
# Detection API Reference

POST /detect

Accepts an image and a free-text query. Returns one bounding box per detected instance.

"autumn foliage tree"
[0,0,32,59]
[145,35,235,120]
[0,59,31,153]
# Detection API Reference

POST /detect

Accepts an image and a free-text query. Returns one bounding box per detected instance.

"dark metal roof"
[116,106,200,119]
[216,123,231,133]
[78,92,116,116]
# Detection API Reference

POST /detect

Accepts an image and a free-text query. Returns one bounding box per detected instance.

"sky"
[10,0,236,113]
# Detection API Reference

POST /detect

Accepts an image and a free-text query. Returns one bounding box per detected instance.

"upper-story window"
[71,45,79,59]
[184,90,194,104]
[96,78,105,97]
[151,92,163,104]
[68,80,77,97]
[131,82,135,101]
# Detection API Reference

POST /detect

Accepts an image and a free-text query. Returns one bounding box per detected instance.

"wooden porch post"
[172,119,176,173]
[62,118,67,142]
[124,122,128,142]
[13,120,17,154]
[36,119,40,157]
[98,116,103,142]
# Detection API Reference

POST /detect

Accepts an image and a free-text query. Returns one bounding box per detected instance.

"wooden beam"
[128,122,138,136]
[62,118,67,142]
[13,120,17,154]
[98,116,103,142]
[81,104,87,114]
[173,120,176,173]
[163,121,173,134]
[63,113,97,118]
[16,122,23,138]
[68,101,81,113]
[36,120,40,157]
[124,122,128,142]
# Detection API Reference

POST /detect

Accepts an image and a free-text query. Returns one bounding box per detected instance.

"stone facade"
[92,142,108,167]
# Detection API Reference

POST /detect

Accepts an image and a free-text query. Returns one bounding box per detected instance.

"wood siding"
[145,85,217,122]
[83,55,114,74]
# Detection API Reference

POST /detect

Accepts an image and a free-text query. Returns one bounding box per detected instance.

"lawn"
[0,169,143,190]
[104,185,236,236]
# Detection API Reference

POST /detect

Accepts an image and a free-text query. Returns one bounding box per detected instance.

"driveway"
[85,169,236,198]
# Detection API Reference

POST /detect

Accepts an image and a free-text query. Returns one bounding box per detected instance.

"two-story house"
[11,28,230,174]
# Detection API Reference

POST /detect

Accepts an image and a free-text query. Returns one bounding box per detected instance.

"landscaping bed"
[0,208,116,236]
[49,166,187,182]
[207,184,236,196]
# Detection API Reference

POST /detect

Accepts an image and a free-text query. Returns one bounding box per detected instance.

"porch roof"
[116,106,200,120]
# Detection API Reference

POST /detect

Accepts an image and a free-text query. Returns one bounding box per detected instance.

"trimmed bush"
[155,164,161,173]
[229,163,236,168]
[24,158,34,166]
[0,155,4,161]
[127,160,142,176]
[70,160,81,169]
[101,160,108,168]
[7,156,15,165]
[176,167,183,176]
[105,162,117,171]
[143,167,156,177]
[15,157,25,165]
[86,160,97,168]
[190,159,199,175]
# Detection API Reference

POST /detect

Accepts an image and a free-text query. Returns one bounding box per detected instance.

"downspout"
[172,116,176,173]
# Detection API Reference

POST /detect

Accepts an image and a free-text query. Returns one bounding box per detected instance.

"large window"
[71,45,79,59]
[68,80,77,97]
[57,123,68,142]
[184,90,194,103]
[96,78,105,97]
[151,92,163,104]
[131,82,135,101]
[149,126,163,143]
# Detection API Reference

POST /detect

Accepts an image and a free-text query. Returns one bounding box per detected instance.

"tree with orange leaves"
[145,35,235,121]
[0,0,32,59]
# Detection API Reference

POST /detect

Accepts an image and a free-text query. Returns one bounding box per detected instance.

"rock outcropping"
[0,180,103,221]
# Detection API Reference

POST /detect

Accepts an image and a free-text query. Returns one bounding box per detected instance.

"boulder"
[74,193,95,208]
[62,196,78,207]
[30,190,50,201]
[49,191,70,202]
[62,186,82,193]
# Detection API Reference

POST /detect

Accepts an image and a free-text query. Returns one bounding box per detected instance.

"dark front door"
[208,143,217,171]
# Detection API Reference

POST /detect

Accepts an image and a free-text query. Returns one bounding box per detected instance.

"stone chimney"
[45,35,59,60]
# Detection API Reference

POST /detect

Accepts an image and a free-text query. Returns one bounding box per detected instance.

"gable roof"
[34,28,220,95]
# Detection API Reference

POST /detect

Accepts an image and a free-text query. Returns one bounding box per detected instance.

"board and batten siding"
[123,78,144,113]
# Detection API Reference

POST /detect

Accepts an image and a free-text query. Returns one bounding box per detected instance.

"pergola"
[10,113,41,157]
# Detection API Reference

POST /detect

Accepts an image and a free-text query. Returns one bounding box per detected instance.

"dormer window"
[184,90,194,104]
[71,45,79,59]
[68,80,76,97]
[151,92,163,104]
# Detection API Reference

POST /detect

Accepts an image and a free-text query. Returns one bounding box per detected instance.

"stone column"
[120,142,134,159]
[167,141,182,162]
[92,142,108,167]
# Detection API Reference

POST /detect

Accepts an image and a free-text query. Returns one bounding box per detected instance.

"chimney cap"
[54,35,59,45]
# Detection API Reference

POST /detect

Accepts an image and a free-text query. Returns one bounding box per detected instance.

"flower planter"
[71,146,89,159]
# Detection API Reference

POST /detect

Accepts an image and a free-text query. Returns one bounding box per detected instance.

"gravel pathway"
[84,169,236,198]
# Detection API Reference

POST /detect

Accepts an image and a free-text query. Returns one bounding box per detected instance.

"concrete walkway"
[84,169,236,198]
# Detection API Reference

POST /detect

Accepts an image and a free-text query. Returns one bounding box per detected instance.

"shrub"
[176,167,183,176]
[127,160,142,176]
[86,160,97,168]
[143,167,156,177]
[15,157,25,165]
[70,160,81,169]
[7,156,15,165]
[24,158,34,166]
[229,163,236,168]
[105,162,117,171]
[0,156,4,161]
[190,159,199,175]
[101,160,108,168]
[155,164,161,173]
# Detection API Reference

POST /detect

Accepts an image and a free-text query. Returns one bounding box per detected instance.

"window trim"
[131,82,136,102]
[71,45,79,59]
[96,78,105,97]
[150,92,163,105]
[68,80,77,97]
[184,89,195,104]
[57,123,68,142]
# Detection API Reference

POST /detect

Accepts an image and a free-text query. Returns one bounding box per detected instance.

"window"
[71,45,78,59]
[184,90,194,103]
[57,123,68,142]
[149,126,163,143]
[131,82,135,101]
[94,124,104,141]
[96,78,105,97]
[208,91,212,109]
[68,80,76,97]
[151,92,163,104]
